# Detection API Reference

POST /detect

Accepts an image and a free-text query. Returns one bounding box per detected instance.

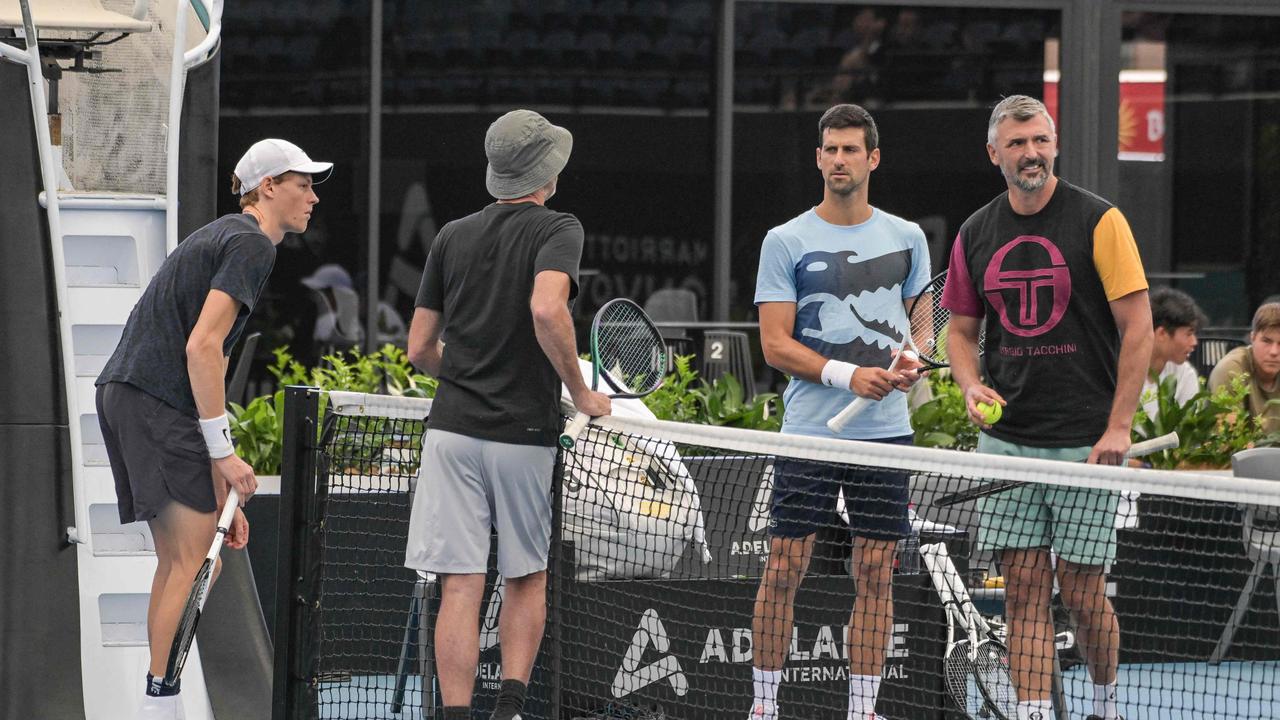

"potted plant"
[1132,373,1280,470]
[227,344,437,477]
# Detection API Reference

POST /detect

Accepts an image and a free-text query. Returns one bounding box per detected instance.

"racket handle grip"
[827,396,872,433]
[218,488,240,530]
[559,412,591,449]
[1128,431,1179,457]
[207,488,241,561]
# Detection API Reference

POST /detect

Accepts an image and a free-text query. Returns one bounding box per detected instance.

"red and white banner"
[1044,69,1167,162]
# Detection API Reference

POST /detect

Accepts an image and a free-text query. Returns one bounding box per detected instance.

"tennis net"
[274,388,1280,720]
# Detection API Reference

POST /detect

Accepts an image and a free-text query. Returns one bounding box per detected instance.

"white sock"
[1016,699,1053,720]
[848,673,880,719]
[1094,682,1118,719]
[752,667,782,708]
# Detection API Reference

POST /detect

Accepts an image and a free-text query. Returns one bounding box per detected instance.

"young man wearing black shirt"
[405,110,610,720]
[97,139,332,719]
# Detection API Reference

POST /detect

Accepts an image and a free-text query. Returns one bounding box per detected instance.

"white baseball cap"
[233,139,333,196]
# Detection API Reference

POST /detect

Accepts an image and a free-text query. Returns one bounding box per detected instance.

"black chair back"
[1189,336,1247,378]
[227,331,262,407]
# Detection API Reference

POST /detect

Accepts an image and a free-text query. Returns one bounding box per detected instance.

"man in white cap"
[405,110,609,720]
[95,138,331,719]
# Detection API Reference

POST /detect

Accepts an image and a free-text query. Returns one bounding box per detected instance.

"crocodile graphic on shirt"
[792,248,912,367]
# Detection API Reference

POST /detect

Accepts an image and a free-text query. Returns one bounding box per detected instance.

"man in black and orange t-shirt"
[941,96,1152,720]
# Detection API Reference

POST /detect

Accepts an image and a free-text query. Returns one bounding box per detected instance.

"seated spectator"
[1141,287,1206,418]
[806,7,886,106]
[302,263,363,348]
[1124,288,1206,518]
[302,263,410,350]
[1209,302,1280,434]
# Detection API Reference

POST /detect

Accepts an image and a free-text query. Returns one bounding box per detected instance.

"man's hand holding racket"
[559,298,666,449]
[222,502,249,550]
[1089,425,1134,466]
[211,458,252,549]
[569,386,612,421]
[827,270,975,433]
[212,453,257,505]
[850,351,923,400]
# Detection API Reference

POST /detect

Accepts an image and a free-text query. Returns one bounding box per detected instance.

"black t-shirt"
[97,214,276,416]
[942,180,1147,447]
[416,202,583,446]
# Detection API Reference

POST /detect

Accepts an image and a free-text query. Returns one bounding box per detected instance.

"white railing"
[166,0,223,253]
[2,1,82,542]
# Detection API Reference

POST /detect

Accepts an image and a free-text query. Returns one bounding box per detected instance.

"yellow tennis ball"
[977,401,1002,424]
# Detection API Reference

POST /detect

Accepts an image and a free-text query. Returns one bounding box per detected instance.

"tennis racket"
[559,298,667,450]
[933,431,1180,508]
[160,487,240,690]
[922,541,1018,720]
[827,270,985,433]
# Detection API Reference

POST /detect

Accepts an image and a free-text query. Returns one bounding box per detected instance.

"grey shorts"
[96,382,217,524]
[405,429,557,578]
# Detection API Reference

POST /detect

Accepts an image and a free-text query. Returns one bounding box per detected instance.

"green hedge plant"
[1132,373,1279,470]
[228,344,437,474]
[642,355,783,432]
[911,374,979,451]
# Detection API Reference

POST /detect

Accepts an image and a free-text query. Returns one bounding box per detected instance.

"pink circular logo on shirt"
[983,236,1071,337]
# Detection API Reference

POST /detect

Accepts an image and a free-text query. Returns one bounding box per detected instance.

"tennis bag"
[561,423,704,581]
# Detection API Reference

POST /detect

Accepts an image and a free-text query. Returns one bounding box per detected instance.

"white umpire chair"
[0,0,150,33]
[1209,447,1280,664]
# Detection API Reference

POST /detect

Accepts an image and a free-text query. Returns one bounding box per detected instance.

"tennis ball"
[977,401,1002,424]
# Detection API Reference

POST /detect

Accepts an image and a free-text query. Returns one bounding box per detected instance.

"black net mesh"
[294,395,1280,720]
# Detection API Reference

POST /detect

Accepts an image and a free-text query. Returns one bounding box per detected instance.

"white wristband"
[821,360,858,391]
[199,414,236,459]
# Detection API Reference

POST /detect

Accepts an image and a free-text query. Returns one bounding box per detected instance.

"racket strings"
[909,289,987,365]
[944,643,986,715]
[594,305,665,395]
[164,562,212,684]
[972,643,1018,716]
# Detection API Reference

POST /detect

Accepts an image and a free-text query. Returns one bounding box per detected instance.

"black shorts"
[768,435,913,541]
[96,382,217,524]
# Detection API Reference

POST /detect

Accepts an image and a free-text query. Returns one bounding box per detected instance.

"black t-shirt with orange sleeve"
[415,202,583,446]
[940,180,1147,447]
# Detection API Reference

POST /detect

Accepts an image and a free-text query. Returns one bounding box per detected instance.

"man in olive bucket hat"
[405,110,610,720]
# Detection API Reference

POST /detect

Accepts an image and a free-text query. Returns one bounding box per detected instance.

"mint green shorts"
[975,433,1118,566]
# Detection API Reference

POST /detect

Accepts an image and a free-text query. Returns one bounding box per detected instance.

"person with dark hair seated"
[1210,302,1280,435]
[1141,287,1207,418]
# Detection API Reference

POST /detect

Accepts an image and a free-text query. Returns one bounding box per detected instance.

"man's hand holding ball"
[962,383,1006,429]
[976,400,1002,425]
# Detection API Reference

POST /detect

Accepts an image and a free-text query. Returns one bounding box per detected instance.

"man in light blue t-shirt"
[748,104,931,720]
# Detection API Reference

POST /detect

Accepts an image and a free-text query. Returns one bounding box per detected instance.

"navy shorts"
[96,382,217,524]
[768,435,913,541]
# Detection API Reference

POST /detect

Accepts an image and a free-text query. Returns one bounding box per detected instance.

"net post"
[548,440,566,720]
[272,385,320,720]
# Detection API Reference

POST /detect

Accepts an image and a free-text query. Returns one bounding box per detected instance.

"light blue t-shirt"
[754,207,931,439]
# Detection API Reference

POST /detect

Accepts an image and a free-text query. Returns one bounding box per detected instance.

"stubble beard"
[1005,157,1052,193]
[826,174,862,197]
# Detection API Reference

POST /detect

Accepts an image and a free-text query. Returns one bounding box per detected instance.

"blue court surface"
[317,675,423,719]
[1062,660,1280,720]
[318,661,1279,719]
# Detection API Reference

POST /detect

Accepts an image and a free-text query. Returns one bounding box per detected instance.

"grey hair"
[987,95,1056,145]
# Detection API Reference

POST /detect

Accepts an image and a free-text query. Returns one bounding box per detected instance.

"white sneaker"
[748,703,778,720]
[136,695,185,720]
